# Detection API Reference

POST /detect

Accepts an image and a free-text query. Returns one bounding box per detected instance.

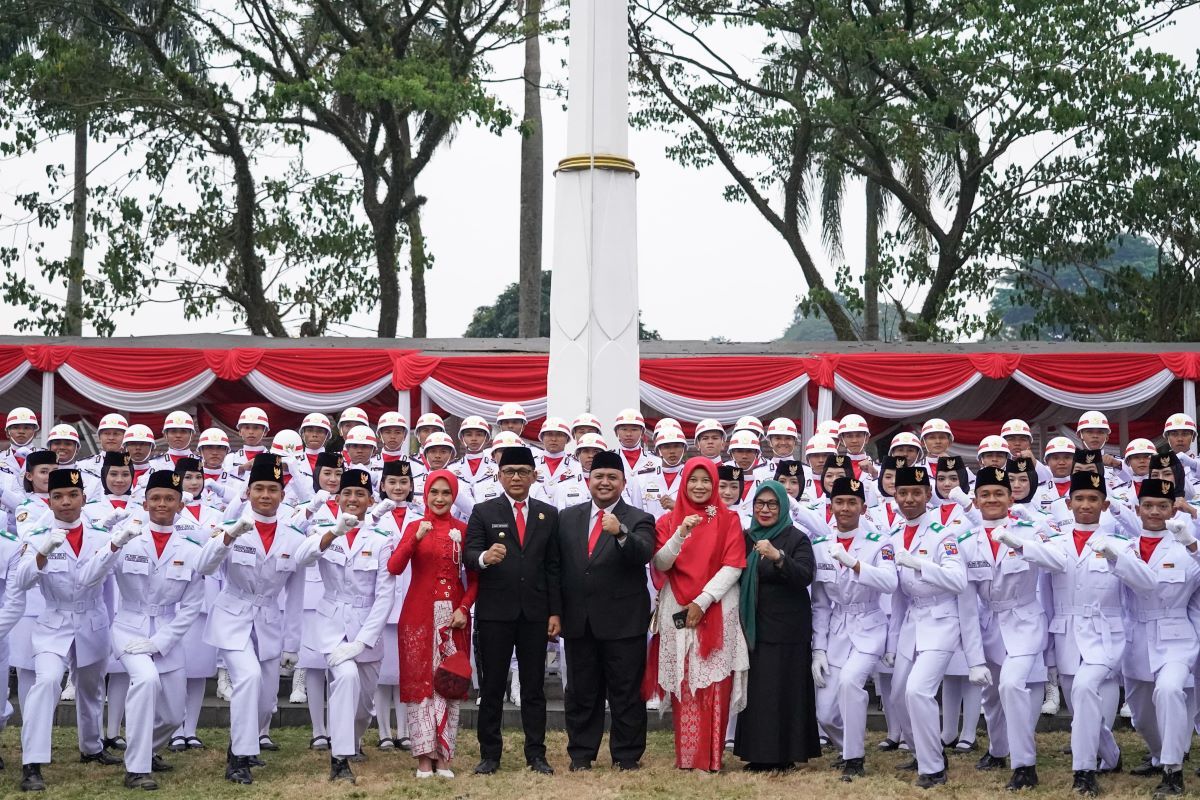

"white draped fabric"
[833,372,984,418]
[58,364,216,412]
[242,371,393,413]
[0,360,31,397]
[1012,368,1175,411]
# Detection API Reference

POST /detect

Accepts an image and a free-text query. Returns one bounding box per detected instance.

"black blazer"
[557,498,656,641]
[745,525,815,645]
[465,494,562,623]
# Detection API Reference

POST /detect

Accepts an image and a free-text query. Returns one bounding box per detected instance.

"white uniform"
[1021,525,1156,772]
[294,519,396,759]
[146,450,200,475]
[221,447,268,476]
[0,529,27,734]
[886,516,982,776]
[196,515,305,757]
[634,466,683,521]
[11,498,53,687]
[450,453,498,504]
[16,521,121,765]
[173,502,223,678]
[811,528,898,760]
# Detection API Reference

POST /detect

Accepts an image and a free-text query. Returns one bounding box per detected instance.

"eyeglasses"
[753,500,780,510]
[500,467,534,478]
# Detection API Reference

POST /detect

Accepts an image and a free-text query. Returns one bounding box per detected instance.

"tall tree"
[517,0,543,337]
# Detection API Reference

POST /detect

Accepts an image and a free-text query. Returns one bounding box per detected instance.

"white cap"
[728,430,761,452]
[694,419,725,438]
[1125,438,1157,458]
[237,407,270,430]
[5,407,38,430]
[571,413,602,433]
[344,425,378,448]
[920,418,953,439]
[197,428,230,449]
[654,428,688,449]
[653,418,682,435]
[1044,436,1076,457]
[839,414,870,435]
[162,410,195,432]
[1164,413,1197,435]
[97,413,129,433]
[766,417,798,438]
[804,434,839,456]
[123,424,155,445]
[458,416,491,435]
[490,431,523,451]
[496,403,527,424]
[376,411,409,431]
[816,419,841,437]
[1076,411,1111,433]
[415,412,446,432]
[1001,419,1032,438]
[575,432,609,452]
[977,435,1009,456]
[539,417,571,438]
[421,432,456,454]
[47,424,79,444]
[888,432,924,453]
[732,416,765,437]
[338,407,369,427]
[614,408,646,429]
[270,430,303,456]
[300,413,332,433]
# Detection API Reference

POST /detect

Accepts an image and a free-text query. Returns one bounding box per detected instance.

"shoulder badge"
[930,522,945,533]
[865,532,881,542]
[812,536,828,545]
[957,530,974,543]
[1016,520,1033,528]
[184,536,201,547]
[16,511,27,523]
[0,530,16,542]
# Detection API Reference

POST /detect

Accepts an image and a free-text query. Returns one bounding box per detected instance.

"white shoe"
[216,667,233,702]
[1041,682,1061,715]
[415,769,434,779]
[289,668,308,704]
[60,674,76,701]
[1120,701,1132,719]
[436,769,455,778]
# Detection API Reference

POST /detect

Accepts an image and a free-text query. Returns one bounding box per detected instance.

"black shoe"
[184,737,204,750]
[840,757,866,781]
[916,770,948,789]
[123,772,158,790]
[1132,756,1165,777]
[1099,755,1123,774]
[328,756,356,784]
[1006,766,1039,791]
[896,757,919,772]
[246,755,265,767]
[1154,770,1185,798]
[474,759,500,775]
[952,739,978,754]
[348,749,367,764]
[830,755,846,769]
[225,756,253,785]
[104,736,128,752]
[308,736,330,751]
[977,752,1007,771]
[20,764,45,792]
[81,749,123,766]
[395,737,412,751]
[615,760,640,771]
[528,757,554,775]
[1072,770,1100,796]
[569,760,591,772]
[150,755,173,773]
[258,736,279,752]
[167,737,187,754]
[877,738,900,751]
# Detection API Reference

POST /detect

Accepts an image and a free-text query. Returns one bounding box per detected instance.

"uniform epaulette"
[957,530,974,543]
[865,532,882,542]
[0,530,16,541]
[16,499,32,508]
[183,536,201,547]
[1112,533,1130,541]
[930,522,945,533]
[807,503,820,511]
[1016,520,1034,527]
[84,500,100,506]
[812,536,828,545]
[88,524,106,533]
[371,527,389,536]
[29,526,48,536]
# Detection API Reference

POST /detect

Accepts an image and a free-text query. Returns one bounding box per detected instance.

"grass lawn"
[0,727,1179,799]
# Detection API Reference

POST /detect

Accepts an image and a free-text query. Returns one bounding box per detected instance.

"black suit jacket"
[465,494,562,623]
[557,498,656,640]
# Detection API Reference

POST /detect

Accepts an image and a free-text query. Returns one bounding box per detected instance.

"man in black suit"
[558,450,656,771]
[465,446,561,775]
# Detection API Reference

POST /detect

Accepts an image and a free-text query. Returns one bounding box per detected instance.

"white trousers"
[1127,662,1193,768]
[890,650,953,774]
[980,655,1041,768]
[816,648,880,760]
[220,647,280,757]
[21,650,105,764]
[1062,664,1121,772]
[328,659,380,759]
[940,675,982,744]
[120,654,186,774]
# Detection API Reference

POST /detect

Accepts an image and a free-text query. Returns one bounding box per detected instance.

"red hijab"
[422,470,460,530]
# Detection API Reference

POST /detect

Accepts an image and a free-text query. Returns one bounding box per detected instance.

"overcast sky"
[0,6,1196,343]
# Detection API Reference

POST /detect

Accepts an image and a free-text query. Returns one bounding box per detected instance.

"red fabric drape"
[1015,353,1166,392]
[819,353,983,400]
[640,357,814,400]
[428,355,549,399]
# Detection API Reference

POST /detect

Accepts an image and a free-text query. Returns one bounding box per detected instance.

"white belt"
[328,592,372,609]
[120,599,176,617]
[985,597,1038,613]
[46,598,101,613]
[224,587,277,608]
[1134,607,1189,622]
[834,601,876,615]
[1055,603,1121,618]
[910,593,955,609]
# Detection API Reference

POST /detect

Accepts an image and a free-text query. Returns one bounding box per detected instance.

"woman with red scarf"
[650,458,749,771]
[387,470,478,778]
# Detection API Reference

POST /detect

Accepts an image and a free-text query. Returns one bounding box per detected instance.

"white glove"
[1088,535,1119,561]
[204,478,220,493]
[123,638,158,656]
[222,517,254,540]
[110,518,143,548]
[280,652,299,670]
[995,526,1026,549]
[968,665,992,687]
[369,498,397,521]
[101,507,131,530]
[1167,517,1197,547]
[307,489,331,512]
[949,486,973,508]
[182,491,195,505]
[1177,451,1200,471]
[328,640,366,667]
[36,528,68,556]
[1009,503,1031,520]
[881,652,895,668]
[811,650,830,689]
[332,513,358,537]
[894,549,922,571]
[831,547,858,569]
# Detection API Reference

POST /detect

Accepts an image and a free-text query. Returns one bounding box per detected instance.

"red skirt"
[671,672,733,771]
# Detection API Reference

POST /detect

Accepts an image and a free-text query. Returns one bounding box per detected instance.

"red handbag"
[434,649,472,700]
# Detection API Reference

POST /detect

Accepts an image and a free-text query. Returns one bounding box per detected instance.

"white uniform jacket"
[962,520,1048,663]
[1120,533,1200,683]
[811,529,898,664]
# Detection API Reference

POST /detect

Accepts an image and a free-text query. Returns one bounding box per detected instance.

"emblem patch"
[943,541,958,556]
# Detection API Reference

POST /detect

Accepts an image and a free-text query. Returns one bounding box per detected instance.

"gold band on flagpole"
[555,154,639,177]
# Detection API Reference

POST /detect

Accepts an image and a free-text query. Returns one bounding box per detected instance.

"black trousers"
[476,617,548,762]
[563,624,647,765]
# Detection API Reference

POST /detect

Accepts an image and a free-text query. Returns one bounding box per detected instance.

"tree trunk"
[375,221,401,337]
[65,112,88,337]
[517,0,543,337]
[407,198,428,338]
[864,177,881,341]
